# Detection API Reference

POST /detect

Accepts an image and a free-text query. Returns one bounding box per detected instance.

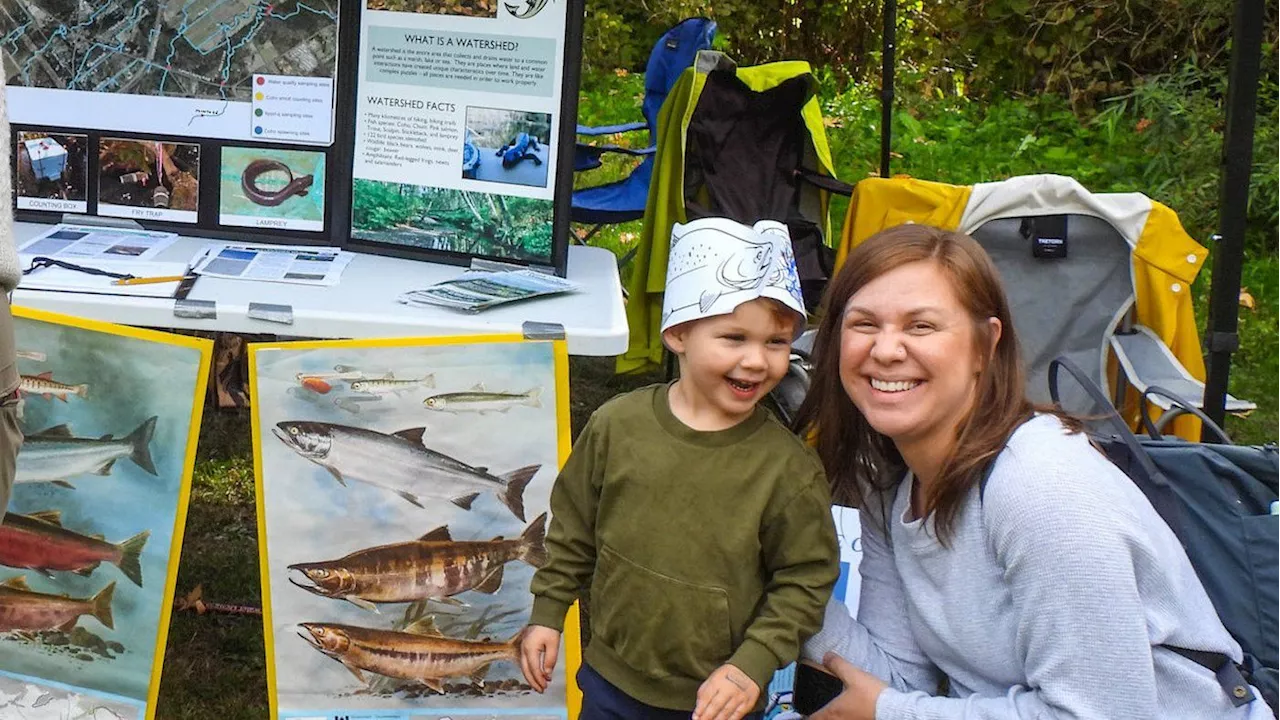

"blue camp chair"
[571,18,717,246]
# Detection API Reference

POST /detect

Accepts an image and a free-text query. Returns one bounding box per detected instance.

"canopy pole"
[1202,0,1264,433]
[879,0,896,178]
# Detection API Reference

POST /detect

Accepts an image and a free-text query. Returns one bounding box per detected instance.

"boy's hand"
[692,663,760,720]
[518,625,561,693]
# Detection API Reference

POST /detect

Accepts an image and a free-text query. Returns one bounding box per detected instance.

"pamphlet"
[399,268,578,312]
[191,243,354,286]
[18,223,178,261]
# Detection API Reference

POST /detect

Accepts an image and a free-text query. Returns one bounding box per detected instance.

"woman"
[792,224,1270,719]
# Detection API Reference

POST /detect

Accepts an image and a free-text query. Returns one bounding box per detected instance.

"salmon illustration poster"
[249,335,579,719]
[0,306,211,719]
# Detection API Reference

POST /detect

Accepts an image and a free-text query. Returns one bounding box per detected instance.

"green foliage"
[578,1,665,75]
[350,178,420,231]
[579,0,1276,102]
[352,181,553,261]
[571,66,1277,442]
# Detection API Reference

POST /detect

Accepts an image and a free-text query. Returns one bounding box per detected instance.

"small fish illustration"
[295,365,391,384]
[16,417,158,487]
[288,513,548,612]
[0,511,149,587]
[349,375,435,395]
[19,372,88,402]
[300,377,332,394]
[423,385,542,414]
[0,576,114,633]
[298,617,521,693]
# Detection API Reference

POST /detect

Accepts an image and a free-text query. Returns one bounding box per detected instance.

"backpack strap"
[1166,647,1257,707]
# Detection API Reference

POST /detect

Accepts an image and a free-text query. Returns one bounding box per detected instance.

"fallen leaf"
[175,584,203,612]
[1239,288,1256,310]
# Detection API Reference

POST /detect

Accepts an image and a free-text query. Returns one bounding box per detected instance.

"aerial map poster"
[0,306,211,720]
[0,1,340,144]
[249,334,582,720]
[348,0,574,270]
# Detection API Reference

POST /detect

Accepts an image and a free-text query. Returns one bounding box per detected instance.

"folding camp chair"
[570,18,716,248]
[617,50,847,373]
[829,174,1255,440]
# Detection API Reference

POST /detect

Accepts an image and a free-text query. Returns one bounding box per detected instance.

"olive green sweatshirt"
[529,384,839,711]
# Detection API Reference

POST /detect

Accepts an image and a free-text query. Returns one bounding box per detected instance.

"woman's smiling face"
[839,260,998,454]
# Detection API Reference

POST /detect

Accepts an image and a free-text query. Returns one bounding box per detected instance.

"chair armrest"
[577,121,647,136]
[1109,326,1256,413]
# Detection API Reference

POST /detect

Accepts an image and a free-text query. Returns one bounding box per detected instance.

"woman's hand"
[809,652,887,720]
[693,663,760,720]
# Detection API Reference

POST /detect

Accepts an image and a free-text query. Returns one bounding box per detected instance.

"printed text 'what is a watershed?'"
[365,27,555,97]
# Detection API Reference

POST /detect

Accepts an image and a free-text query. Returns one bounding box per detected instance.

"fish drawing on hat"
[661,217,807,337]
[662,222,775,325]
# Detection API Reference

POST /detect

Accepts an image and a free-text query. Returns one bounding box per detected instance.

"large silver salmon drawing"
[272,421,538,520]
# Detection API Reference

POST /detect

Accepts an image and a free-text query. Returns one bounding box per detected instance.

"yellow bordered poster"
[0,306,211,719]
[249,334,582,720]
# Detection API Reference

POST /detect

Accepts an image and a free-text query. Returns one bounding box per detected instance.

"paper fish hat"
[661,217,807,339]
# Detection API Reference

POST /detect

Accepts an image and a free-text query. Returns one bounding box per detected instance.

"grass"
[149,68,1276,715]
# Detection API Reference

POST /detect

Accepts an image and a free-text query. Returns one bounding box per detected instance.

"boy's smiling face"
[664,298,795,431]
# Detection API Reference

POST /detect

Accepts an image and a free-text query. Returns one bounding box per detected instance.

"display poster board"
[0,306,211,720]
[346,0,578,272]
[3,0,582,273]
[5,2,341,237]
[249,334,581,719]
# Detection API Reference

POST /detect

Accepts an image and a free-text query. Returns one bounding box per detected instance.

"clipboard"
[18,255,194,298]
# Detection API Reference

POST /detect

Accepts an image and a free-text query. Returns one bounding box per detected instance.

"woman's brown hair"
[793,224,1066,544]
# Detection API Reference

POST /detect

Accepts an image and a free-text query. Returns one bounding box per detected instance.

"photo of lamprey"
[15,132,88,204]
[98,139,200,211]
[220,147,326,225]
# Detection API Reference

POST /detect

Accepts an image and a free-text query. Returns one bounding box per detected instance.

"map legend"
[250,74,336,145]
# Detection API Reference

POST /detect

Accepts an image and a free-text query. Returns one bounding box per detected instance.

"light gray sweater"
[804,414,1271,719]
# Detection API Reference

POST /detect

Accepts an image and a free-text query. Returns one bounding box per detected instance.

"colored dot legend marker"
[256,76,265,85]
[255,92,264,101]
[254,127,263,134]
[255,108,263,117]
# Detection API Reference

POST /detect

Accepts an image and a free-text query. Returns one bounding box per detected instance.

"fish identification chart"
[0,306,211,720]
[250,334,579,720]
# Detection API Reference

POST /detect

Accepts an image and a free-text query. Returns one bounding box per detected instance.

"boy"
[519,217,839,720]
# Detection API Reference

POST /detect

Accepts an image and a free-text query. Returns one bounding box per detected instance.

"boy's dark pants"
[577,663,764,720]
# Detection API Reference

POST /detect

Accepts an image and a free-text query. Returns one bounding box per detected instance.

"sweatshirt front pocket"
[591,543,732,681]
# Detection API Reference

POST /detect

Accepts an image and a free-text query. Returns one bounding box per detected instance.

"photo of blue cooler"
[23,137,67,182]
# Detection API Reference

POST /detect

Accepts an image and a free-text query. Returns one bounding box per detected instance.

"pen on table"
[112,274,193,286]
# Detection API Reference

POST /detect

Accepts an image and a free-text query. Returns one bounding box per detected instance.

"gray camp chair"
[770,213,1255,430]
[969,213,1255,423]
